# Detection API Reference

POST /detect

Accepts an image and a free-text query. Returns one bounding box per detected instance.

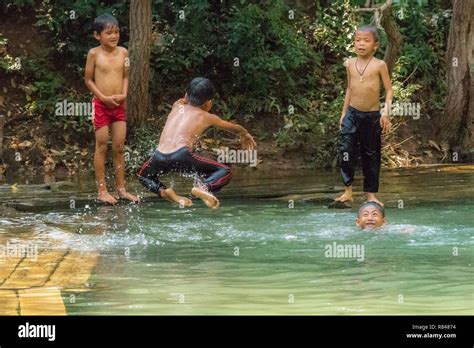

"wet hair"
[358,201,385,217]
[186,77,215,107]
[94,14,119,33]
[356,25,379,43]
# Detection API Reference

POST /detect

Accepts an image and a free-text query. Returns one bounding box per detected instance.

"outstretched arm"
[207,114,256,150]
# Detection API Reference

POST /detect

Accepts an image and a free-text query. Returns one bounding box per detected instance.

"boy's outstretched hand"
[380,114,391,133]
[240,132,257,150]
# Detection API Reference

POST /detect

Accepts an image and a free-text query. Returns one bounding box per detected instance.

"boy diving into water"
[137,77,257,209]
[335,25,393,207]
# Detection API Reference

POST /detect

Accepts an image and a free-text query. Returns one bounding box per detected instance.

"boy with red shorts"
[85,14,138,204]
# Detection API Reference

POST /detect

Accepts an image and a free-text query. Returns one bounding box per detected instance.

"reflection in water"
[0,167,473,315]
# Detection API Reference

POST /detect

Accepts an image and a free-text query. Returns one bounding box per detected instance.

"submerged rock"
[328,201,352,209]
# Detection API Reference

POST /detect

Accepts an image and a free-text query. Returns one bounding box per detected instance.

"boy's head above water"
[354,25,379,57]
[185,77,215,111]
[356,201,386,229]
[93,14,120,46]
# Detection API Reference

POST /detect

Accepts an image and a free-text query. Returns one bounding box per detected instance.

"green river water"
[0,166,473,315]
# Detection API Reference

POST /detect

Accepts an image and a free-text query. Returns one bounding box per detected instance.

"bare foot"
[335,186,353,203]
[191,187,220,210]
[116,188,140,203]
[160,188,193,207]
[97,191,118,205]
[366,194,384,206]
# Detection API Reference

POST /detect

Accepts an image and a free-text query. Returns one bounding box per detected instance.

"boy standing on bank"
[85,14,139,204]
[335,25,393,206]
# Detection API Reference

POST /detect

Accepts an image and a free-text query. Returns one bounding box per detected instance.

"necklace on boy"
[355,57,373,83]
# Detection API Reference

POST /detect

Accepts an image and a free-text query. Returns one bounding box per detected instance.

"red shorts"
[92,97,126,131]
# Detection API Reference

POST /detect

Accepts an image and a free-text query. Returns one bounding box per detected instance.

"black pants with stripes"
[137,146,232,195]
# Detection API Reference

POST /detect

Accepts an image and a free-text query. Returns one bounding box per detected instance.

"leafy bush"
[2,0,451,167]
[124,126,159,175]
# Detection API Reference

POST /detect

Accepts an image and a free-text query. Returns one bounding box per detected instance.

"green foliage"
[0,35,14,71]
[314,0,358,57]
[125,127,159,175]
[34,0,129,72]
[3,0,35,12]
[21,56,65,115]
[392,0,449,113]
[150,0,330,160]
[225,2,314,98]
[151,0,319,121]
[2,0,451,168]
[274,0,358,163]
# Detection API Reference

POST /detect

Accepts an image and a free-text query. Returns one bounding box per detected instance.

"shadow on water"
[0,165,473,314]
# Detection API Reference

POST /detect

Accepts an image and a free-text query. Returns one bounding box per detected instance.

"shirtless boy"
[137,77,256,209]
[335,25,393,207]
[85,14,138,204]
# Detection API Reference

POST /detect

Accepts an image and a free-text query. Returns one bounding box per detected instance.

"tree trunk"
[380,3,402,74]
[469,19,474,148]
[128,0,152,129]
[0,114,4,162]
[440,0,474,150]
